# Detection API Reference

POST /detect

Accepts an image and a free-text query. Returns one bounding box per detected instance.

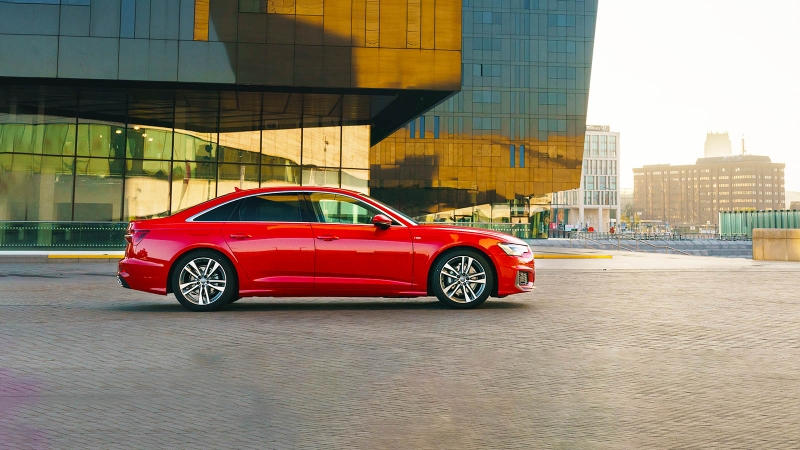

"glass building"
[0,0,597,248]
[370,0,598,233]
[0,0,460,247]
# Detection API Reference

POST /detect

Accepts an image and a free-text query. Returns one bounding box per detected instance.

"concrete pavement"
[1,253,800,448]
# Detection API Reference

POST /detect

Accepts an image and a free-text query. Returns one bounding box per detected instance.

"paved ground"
[2,253,800,449]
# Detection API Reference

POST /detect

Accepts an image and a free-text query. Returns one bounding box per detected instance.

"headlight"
[497,243,530,256]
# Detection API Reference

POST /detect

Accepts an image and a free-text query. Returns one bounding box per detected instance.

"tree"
[621,202,640,229]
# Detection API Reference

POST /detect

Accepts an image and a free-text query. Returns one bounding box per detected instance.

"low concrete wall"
[752,229,800,261]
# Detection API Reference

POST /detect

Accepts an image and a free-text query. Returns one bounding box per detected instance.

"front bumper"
[495,252,535,297]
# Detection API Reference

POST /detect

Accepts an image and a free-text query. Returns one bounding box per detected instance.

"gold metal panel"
[295,15,324,45]
[194,0,210,41]
[365,0,380,47]
[296,0,323,15]
[263,44,295,85]
[268,0,296,14]
[266,14,295,44]
[350,47,380,86]
[351,0,366,47]
[434,0,461,50]
[420,0,435,49]
[379,0,407,49]
[407,0,421,48]
[293,45,324,87]
[323,46,351,87]
[323,0,352,46]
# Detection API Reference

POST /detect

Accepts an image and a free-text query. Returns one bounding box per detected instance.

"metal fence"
[719,210,800,238]
[421,222,536,239]
[0,222,128,250]
[569,231,750,241]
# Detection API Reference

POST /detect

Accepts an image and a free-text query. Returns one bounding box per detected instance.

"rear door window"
[236,194,305,222]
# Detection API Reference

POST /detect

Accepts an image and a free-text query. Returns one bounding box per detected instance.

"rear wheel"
[432,249,494,309]
[171,251,237,312]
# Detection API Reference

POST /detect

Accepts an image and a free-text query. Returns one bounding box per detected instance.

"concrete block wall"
[752,229,800,262]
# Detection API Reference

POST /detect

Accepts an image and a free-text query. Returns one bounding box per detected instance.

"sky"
[585,0,800,193]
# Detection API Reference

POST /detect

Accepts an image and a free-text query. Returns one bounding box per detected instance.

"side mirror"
[372,214,392,229]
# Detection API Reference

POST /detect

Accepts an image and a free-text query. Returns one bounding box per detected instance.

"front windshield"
[367,197,419,225]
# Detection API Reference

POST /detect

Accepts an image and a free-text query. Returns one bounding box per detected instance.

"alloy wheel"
[178,257,228,305]
[439,255,487,304]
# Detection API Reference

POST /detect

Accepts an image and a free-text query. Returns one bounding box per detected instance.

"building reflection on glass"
[0,89,371,222]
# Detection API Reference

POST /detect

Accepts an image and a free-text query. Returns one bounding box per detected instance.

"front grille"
[517,271,529,286]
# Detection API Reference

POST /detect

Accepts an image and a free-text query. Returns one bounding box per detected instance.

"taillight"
[124,228,149,245]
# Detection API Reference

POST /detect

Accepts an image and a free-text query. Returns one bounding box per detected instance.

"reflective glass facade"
[370,0,598,223]
[0,0,462,232]
[0,86,372,221]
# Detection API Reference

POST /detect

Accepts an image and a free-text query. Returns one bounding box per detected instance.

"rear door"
[221,193,315,290]
[308,192,413,294]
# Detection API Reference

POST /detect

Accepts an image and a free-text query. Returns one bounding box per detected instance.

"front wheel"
[171,251,237,312]
[432,250,494,309]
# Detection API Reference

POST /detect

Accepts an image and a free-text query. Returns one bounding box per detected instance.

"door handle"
[316,235,339,241]
[229,234,252,239]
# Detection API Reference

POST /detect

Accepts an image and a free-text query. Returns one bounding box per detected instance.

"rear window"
[193,200,241,222]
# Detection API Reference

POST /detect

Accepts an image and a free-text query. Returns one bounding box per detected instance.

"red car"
[118,187,535,311]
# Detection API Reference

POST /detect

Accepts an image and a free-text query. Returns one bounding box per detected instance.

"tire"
[171,250,238,312]
[431,249,494,309]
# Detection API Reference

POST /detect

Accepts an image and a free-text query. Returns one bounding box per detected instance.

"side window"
[193,199,242,222]
[310,193,383,224]
[237,194,303,222]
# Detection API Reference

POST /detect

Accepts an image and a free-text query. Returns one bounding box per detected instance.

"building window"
[419,116,425,138]
[409,120,415,139]
[519,145,525,168]
[120,0,135,38]
[510,145,516,168]
[433,116,440,139]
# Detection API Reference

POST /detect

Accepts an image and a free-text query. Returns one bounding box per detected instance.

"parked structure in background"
[551,125,620,233]
[633,154,786,229]
[704,132,732,158]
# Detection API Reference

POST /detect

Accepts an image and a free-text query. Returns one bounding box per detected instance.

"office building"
[370,0,598,231]
[633,155,786,228]
[0,0,598,245]
[551,125,620,232]
[0,0,460,224]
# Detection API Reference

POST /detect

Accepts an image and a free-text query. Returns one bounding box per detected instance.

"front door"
[308,192,413,294]
[222,193,315,291]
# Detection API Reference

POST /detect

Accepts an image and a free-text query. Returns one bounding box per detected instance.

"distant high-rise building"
[704,132,732,158]
[551,126,621,232]
[633,155,786,227]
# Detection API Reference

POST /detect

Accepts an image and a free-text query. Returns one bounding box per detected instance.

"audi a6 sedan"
[118,187,535,311]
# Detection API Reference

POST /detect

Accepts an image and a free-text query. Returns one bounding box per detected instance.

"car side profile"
[117,187,535,311]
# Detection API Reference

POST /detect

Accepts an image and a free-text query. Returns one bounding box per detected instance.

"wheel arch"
[166,246,240,294]
[426,245,499,297]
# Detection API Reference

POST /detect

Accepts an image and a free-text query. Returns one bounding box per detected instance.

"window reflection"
[0,87,376,222]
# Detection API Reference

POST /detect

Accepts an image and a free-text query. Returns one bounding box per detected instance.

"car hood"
[414,224,529,245]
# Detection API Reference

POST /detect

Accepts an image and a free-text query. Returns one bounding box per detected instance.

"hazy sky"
[586,0,800,192]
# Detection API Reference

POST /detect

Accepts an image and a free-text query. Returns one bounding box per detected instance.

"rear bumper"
[118,258,168,295]
[117,274,131,289]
